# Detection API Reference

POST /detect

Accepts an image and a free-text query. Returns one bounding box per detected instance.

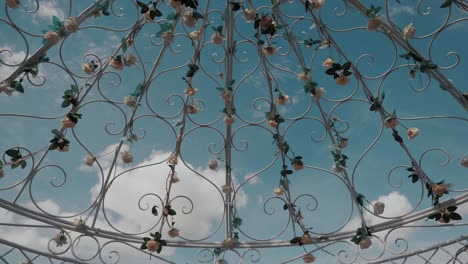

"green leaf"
[342,61,352,71]
[121,38,128,53]
[5,149,20,158]
[283,203,289,210]
[440,0,452,8]
[166,12,177,20]
[232,217,243,229]
[21,160,27,169]
[450,212,462,220]
[447,206,457,212]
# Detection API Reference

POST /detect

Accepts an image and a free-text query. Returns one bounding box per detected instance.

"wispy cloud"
[388,5,416,18]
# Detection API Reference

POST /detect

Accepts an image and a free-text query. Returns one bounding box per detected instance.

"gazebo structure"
[0,0,467,263]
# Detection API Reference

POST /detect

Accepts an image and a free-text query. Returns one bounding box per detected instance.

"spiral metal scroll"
[0,0,467,263]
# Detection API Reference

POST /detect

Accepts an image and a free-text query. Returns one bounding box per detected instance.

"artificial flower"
[359,237,372,249]
[303,253,316,263]
[367,17,382,31]
[170,172,180,183]
[44,31,61,45]
[168,228,180,238]
[406,128,419,139]
[384,117,399,129]
[61,117,76,128]
[335,75,350,86]
[338,138,348,148]
[186,105,199,114]
[211,32,225,45]
[432,183,448,197]
[332,164,344,173]
[277,94,289,106]
[185,86,198,96]
[73,218,86,232]
[125,53,136,65]
[208,159,218,170]
[301,233,313,244]
[313,87,325,99]
[168,0,184,10]
[0,168,4,179]
[260,16,274,30]
[6,0,20,9]
[224,116,235,125]
[58,145,69,152]
[222,238,236,249]
[373,202,385,215]
[146,240,160,252]
[292,160,304,171]
[168,155,178,165]
[83,154,95,167]
[267,119,278,128]
[244,9,257,22]
[403,23,416,38]
[123,96,137,108]
[64,17,79,33]
[297,72,311,82]
[183,11,197,28]
[322,58,334,68]
[311,0,325,11]
[189,30,201,41]
[121,151,133,163]
[460,156,468,168]
[221,90,232,100]
[82,63,95,75]
[222,184,233,193]
[162,32,175,43]
[263,46,277,56]
[274,186,285,195]
[110,56,124,70]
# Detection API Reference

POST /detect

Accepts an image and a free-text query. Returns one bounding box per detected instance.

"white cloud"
[0,46,27,81]
[34,0,65,21]
[388,5,416,17]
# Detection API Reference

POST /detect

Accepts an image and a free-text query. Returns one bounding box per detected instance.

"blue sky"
[0,0,467,263]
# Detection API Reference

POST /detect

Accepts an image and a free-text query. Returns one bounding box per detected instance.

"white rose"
[183,11,197,28]
[244,9,257,22]
[162,32,174,43]
[208,159,218,170]
[83,155,95,167]
[367,17,382,31]
[460,156,468,168]
[73,218,86,231]
[403,23,416,38]
[373,202,385,215]
[224,116,235,125]
[121,151,133,163]
[170,172,180,183]
[44,31,61,45]
[211,32,225,45]
[82,63,95,75]
[338,138,348,148]
[222,238,236,249]
[168,155,178,165]
[335,75,350,86]
[322,58,334,68]
[61,117,76,128]
[110,57,124,70]
[0,168,4,179]
[297,72,310,82]
[313,87,325,99]
[125,53,136,66]
[406,127,419,139]
[303,253,316,263]
[64,17,79,33]
[332,164,344,173]
[123,96,137,108]
[359,237,372,249]
[168,228,180,237]
[189,30,201,41]
[222,184,233,193]
[274,187,285,195]
[311,0,325,11]
[6,0,20,9]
